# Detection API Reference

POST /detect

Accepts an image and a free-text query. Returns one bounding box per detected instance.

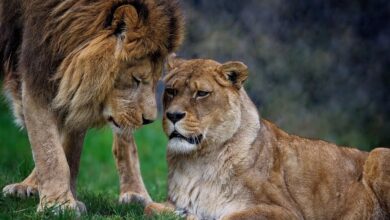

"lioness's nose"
[166,112,186,124]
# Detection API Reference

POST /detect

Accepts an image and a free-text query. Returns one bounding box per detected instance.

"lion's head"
[50,0,184,134]
[163,56,249,154]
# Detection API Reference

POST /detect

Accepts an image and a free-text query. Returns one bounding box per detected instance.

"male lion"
[0,0,183,214]
[147,56,390,219]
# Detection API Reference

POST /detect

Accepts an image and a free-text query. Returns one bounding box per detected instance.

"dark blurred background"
[174,0,390,151]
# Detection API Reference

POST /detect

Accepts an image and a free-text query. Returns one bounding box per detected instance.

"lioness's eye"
[165,88,177,97]
[133,76,141,86]
[196,91,210,98]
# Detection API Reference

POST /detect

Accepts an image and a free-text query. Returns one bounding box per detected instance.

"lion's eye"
[165,88,177,97]
[133,76,141,86]
[196,91,210,98]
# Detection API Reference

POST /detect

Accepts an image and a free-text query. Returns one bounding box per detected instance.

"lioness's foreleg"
[144,201,179,217]
[21,88,84,214]
[221,205,300,220]
[113,133,152,206]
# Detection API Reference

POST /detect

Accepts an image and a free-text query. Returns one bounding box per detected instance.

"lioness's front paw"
[185,214,199,220]
[174,208,198,220]
[119,191,152,206]
[37,199,87,216]
[2,183,38,198]
[144,202,175,216]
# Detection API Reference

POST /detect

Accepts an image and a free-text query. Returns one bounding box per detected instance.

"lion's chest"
[168,160,250,219]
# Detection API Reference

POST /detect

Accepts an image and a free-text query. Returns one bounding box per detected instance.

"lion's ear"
[110,5,139,38]
[218,61,249,89]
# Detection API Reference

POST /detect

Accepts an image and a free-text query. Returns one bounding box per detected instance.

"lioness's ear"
[166,53,185,71]
[218,61,248,89]
[166,53,177,71]
[163,53,182,83]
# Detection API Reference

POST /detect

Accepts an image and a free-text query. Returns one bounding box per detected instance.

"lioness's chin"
[167,138,198,154]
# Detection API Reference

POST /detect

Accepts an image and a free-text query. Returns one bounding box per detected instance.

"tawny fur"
[1,0,184,214]
[148,57,390,220]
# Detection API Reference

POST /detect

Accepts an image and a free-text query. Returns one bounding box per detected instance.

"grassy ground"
[0,98,179,219]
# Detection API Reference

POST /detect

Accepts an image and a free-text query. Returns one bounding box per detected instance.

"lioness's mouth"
[169,130,203,145]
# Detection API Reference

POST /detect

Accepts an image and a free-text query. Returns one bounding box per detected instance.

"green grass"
[0,98,179,219]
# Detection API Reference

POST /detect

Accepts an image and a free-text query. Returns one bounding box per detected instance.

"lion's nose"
[142,116,155,125]
[166,112,186,124]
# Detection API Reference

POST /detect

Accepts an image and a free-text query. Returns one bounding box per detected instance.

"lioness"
[150,56,390,219]
[0,0,183,214]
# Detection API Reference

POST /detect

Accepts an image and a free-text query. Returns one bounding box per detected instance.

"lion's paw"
[37,199,87,216]
[119,191,152,207]
[75,201,87,214]
[2,183,38,198]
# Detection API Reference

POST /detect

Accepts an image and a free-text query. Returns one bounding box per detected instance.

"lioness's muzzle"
[169,131,203,145]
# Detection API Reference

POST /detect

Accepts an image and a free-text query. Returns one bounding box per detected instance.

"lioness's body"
[1,0,183,213]
[169,114,386,219]
[159,57,390,219]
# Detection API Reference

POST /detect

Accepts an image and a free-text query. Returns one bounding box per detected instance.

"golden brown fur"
[1,0,183,214]
[147,56,390,219]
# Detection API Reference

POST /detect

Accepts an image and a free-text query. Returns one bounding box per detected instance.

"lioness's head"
[163,56,249,154]
[52,0,184,134]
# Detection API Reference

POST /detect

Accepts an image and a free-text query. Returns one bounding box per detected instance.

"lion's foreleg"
[61,129,86,199]
[113,133,152,206]
[2,131,86,200]
[22,88,84,214]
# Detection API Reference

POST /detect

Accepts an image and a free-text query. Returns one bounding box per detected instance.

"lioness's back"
[260,119,375,218]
